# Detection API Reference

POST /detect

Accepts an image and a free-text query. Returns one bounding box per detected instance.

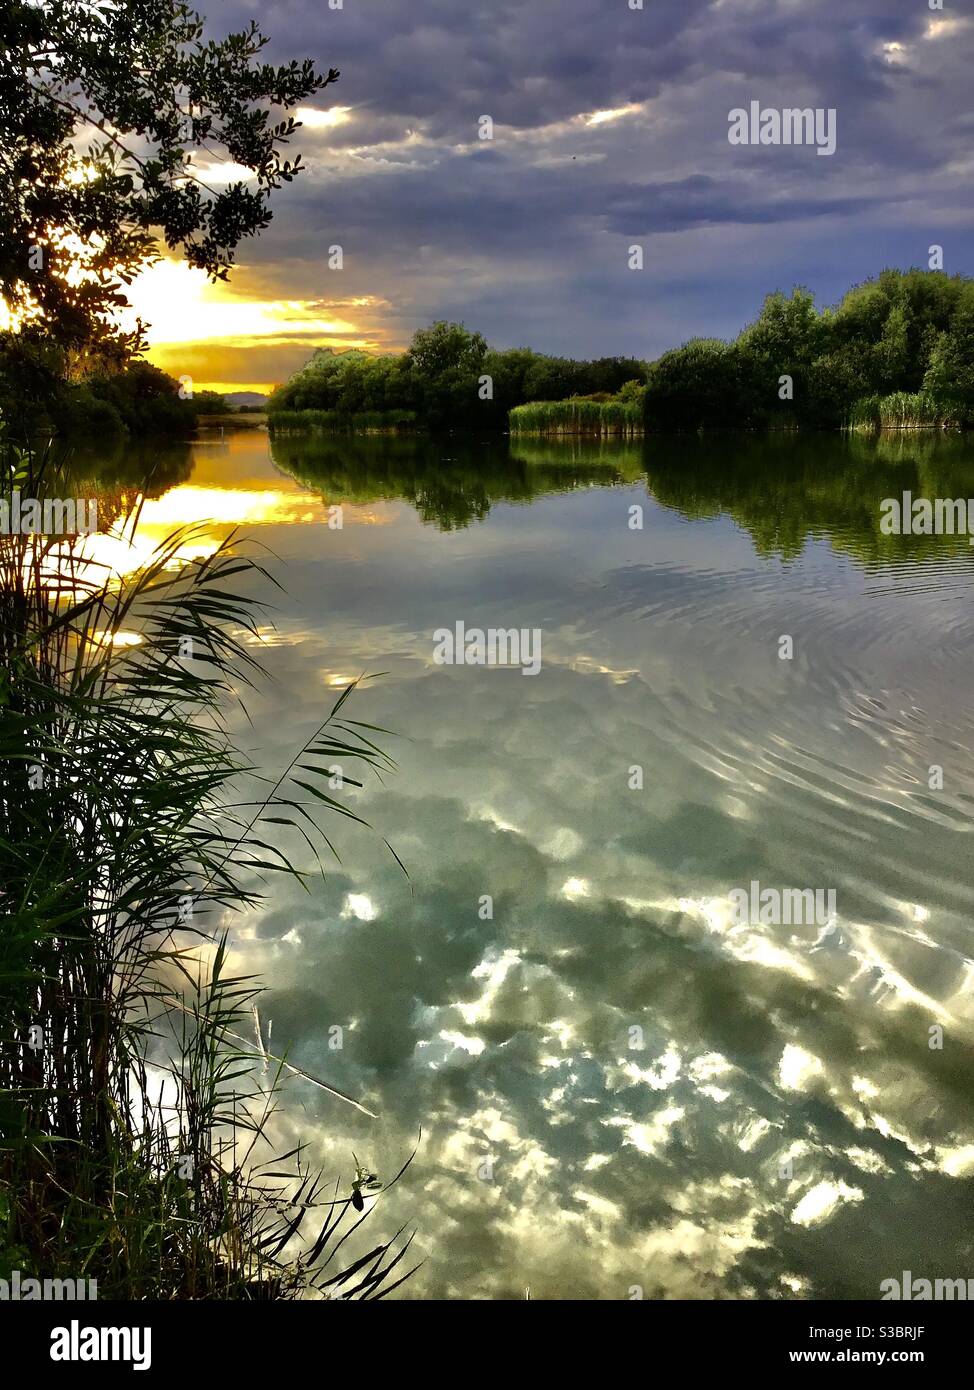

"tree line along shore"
[5,269,971,442]
[263,269,974,437]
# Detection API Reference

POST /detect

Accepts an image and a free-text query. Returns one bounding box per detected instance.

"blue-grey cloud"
[201,1,974,362]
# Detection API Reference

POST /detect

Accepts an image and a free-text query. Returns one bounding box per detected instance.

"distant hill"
[222,391,268,410]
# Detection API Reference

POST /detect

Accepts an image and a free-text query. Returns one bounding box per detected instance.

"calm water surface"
[95,428,974,1298]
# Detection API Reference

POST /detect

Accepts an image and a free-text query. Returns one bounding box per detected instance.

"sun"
[120,257,374,393]
[122,259,358,348]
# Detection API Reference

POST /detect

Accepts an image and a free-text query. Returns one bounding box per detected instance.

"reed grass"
[508,397,644,436]
[267,409,418,434]
[0,424,419,1298]
[847,391,960,432]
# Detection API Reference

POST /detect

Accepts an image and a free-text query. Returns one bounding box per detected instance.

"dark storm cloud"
[600,175,883,233]
[224,0,708,132]
[202,0,974,357]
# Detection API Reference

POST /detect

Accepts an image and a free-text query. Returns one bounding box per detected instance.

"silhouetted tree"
[1,1,334,371]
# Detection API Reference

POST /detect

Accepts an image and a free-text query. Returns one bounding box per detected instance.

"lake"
[83,426,974,1299]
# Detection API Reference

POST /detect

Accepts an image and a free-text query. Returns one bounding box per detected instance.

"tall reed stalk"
[0,425,418,1298]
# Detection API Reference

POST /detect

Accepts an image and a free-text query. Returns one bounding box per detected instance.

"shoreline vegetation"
[9,269,973,445]
[0,428,419,1298]
[508,390,644,437]
[0,353,243,440]
[267,407,419,435]
[2,0,426,1304]
[846,391,963,432]
[264,318,645,436]
[262,269,974,439]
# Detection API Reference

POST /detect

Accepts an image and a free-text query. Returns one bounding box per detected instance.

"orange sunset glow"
[126,258,395,395]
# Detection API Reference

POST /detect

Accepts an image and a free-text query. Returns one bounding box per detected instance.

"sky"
[135,0,974,393]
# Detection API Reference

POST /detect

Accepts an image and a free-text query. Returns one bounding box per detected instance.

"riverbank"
[267,407,418,434]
